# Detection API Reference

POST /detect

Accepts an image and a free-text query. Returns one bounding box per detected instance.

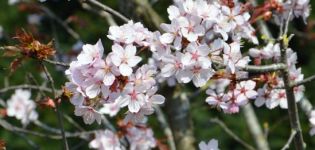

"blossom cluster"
[274,0,310,24]
[250,43,305,109]
[6,89,38,125]
[89,123,156,150]
[66,21,165,124]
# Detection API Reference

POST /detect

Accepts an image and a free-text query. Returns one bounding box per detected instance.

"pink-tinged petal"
[198,44,210,56]
[116,96,130,107]
[110,53,122,66]
[74,107,85,116]
[86,84,100,98]
[112,44,124,57]
[160,33,175,44]
[279,99,288,109]
[206,97,218,105]
[129,100,141,113]
[119,63,133,76]
[125,45,137,58]
[150,95,165,104]
[103,73,115,86]
[127,56,142,67]
[254,97,265,107]
[161,64,176,77]
[95,39,104,55]
[266,99,279,109]
[71,93,84,106]
[245,90,258,99]
[198,141,208,150]
[83,111,95,124]
[177,69,193,83]
[174,36,182,50]
[167,5,180,20]
[193,74,207,87]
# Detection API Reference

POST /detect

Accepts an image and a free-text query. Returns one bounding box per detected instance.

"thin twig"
[210,118,255,150]
[290,74,315,88]
[39,6,80,40]
[0,118,94,140]
[86,0,129,23]
[281,130,297,150]
[0,84,52,93]
[80,3,117,26]
[41,63,69,150]
[43,59,70,67]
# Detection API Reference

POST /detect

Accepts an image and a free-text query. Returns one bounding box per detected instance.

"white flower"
[223,42,250,73]
[99,100,121,117]
[116,84,146,113]
[6,89,38,125]
[126,126,156,150]
[89,130,123,150]
[199,139,219,150]
[178,15,205,42]
[77,39,104,65]
[110,44,142,76]
[74,106,102,125]
[234,80,258,103]
[178,63,214,87]
[181,42,211,68]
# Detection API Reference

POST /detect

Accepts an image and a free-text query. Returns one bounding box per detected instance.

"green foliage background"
[0,0,315,149]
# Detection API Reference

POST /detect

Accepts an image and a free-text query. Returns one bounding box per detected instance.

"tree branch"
[85,0,129,23]
[281,130,297,150]
[41,63,69,150]
[210,118,255,150]
[290,74,315,88]
[242,104,270,150]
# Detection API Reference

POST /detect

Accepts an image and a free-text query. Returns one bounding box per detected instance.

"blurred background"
[0,0,315,149]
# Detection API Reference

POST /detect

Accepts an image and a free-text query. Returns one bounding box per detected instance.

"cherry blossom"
[110,44,142,76]
[89,130,123,150]
[116,84,146,113]
[6,89,38,125]
[74,106,102,125]
[126,125,156,150]
[309,110,315,136]
[199,139,219,150]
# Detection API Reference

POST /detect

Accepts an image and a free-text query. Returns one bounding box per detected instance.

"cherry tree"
[0,0,315,150]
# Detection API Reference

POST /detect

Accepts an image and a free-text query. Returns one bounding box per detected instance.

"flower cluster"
[155,0,258,87]
[6,89,38,125]
[89,123,156,150]
[89,129,122,150]
[66,21,165,124]
[274,0,310,23]
[250,43,305,109]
